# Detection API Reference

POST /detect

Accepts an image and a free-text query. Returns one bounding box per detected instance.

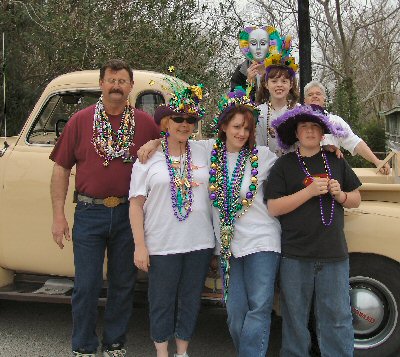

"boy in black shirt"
[264,105,361,357]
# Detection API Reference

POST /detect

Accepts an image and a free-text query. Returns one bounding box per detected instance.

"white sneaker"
[174,353,189,357]
[103,348,126,357]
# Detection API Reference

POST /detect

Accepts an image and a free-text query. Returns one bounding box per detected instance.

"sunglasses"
[170,116,197,124]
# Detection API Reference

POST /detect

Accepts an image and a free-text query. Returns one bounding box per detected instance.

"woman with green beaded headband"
[209,87,281,357]
[129,81,214,357]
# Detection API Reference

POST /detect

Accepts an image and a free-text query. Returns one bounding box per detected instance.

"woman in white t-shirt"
[129,85,214,357]
[209,88,281,357]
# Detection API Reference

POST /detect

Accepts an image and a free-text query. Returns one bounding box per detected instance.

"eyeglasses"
[170,116,197,124]
[104,78,131,86]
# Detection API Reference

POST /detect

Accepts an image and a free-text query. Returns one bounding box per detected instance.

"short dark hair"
[217,105,256,149]
[100,59,133,82]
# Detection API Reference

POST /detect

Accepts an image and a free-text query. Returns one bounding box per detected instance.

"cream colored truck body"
[0,70,180,280]
[0,70,399,356]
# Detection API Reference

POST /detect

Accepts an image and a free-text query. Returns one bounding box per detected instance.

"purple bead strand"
[296,148,335,227]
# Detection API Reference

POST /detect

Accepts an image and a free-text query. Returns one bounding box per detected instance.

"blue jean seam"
[152,334,175,344]
[174,333,190,341]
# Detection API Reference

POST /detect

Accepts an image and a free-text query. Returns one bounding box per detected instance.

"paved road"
[0,300,282,357]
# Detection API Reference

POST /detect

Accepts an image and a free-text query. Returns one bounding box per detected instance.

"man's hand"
[50,163,71,249]
[376,160,391,175]
[246,61,266,85]
[323,145,343,159]
[137,139,161,164]
[52,214,71,249]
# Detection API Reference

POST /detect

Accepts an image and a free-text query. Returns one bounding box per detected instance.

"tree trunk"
[298,0,312,103]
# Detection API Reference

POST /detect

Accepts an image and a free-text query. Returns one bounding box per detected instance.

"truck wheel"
[350,254,400,356]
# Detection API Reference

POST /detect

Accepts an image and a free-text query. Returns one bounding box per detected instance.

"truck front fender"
[345,202,400,263]
[0,266,14,288]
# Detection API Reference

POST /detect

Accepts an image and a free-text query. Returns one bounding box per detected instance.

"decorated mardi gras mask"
[239,26,270,63]
[239,26,299,75]
[248,28,269,62]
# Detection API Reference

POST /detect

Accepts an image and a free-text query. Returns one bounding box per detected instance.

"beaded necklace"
[265,101,276,146]
[209,139,259,301]
[161,135,193,221]
[265,100,293,146]
[296,148,335,226]
[92,95,135,166]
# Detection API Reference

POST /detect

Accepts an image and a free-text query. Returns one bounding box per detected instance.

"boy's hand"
[328,179,342,197]
[308,177,329,197]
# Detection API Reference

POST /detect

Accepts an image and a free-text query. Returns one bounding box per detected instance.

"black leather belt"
[76,193,128,208]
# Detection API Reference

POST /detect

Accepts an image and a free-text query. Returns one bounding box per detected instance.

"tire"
[350,254,400,357]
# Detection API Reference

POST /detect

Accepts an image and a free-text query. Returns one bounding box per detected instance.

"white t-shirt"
[129,141,215,255]
[208,144,281,258]
[322,113,362,155]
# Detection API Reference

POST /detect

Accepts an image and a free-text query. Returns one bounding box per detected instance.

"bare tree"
[224,0,399,119]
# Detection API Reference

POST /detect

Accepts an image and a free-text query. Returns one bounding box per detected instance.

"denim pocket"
[75,201,95,213]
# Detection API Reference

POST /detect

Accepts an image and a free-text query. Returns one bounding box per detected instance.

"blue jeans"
[226,251,280,357]
[148,248,212,343]
[71,202,137,352]
[280,257,354,357]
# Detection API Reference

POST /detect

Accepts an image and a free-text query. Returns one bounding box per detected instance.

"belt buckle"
[103,196,120,208]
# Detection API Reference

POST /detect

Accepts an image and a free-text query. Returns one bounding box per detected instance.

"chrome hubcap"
[350,276,398,349]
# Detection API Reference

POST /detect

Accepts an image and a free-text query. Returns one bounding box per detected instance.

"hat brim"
[154,105,200,125]
[272,106,334,150]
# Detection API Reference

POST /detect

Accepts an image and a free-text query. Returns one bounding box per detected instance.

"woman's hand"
[134,244,150,272]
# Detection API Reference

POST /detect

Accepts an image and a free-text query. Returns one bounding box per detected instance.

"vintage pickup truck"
[0,70,399,357]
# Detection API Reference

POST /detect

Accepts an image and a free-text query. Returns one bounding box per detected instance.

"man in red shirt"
[50,59,160,357]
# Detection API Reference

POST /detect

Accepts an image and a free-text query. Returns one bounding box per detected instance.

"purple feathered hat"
[271,104,348,150]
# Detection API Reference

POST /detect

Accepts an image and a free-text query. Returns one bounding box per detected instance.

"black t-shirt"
[230,63,247,91]
[264,150,362,261]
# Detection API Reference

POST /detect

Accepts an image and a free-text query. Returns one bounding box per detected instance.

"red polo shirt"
[50,104,160,198]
